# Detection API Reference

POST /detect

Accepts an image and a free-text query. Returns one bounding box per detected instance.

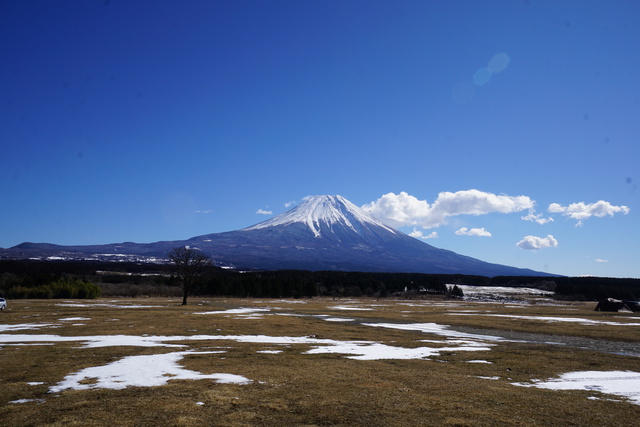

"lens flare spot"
[473,68,492,86]
[488,53,510,73]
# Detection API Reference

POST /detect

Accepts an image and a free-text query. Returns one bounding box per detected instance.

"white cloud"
[595,258,609,263]
[194,209,212,214]
[455,227,492,237]
[284,201,296,208]
[516,235,558,250]
[362,190,534,229]
[256,208,273,215]
[548,200,630,226]
[409,229,438,240]
[361,192,432,228]
[433,189,533,216]
[521,210,553,225]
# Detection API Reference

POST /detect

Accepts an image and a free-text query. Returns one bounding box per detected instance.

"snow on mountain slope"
[245,195,399,238]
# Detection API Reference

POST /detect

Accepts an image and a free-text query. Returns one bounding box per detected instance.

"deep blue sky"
[2,1,638,277]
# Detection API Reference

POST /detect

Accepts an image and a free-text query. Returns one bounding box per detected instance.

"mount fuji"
[1,195,551,276]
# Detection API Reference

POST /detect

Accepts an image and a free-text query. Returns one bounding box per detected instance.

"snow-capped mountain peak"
[245,195,398,237]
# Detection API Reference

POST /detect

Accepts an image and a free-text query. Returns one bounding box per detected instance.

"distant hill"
[0,195,553,277]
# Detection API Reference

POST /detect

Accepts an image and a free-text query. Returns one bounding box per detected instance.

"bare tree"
[168,246,212,305]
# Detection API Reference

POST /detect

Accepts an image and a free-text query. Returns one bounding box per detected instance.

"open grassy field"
[1,295,639,426]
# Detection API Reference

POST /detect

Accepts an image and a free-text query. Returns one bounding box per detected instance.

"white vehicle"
[0,298,6,310]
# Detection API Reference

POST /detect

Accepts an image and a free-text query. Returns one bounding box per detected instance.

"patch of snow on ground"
[305,341,493,360]
[363,322,511,343]
[0,323,56,332]
[400,302,463,307]
[458,285,552,296]
[59,317,91,322]
[55,303,164,308]
[0,334,187,348]
[449,313,640,326]
[330,306,373,311]
[9,399,45,404]
[265,300,306,304]
[0,331,499,361]
[49,350,252,393]
[1,328,519,396]
[194,308,271,316]
[512,371,640,405]
[1,343,55,347]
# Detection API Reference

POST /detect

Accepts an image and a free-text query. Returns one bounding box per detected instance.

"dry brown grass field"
[1,296,639,426]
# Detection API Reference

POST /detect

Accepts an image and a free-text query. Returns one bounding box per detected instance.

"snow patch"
[1,330,501,361]
[449,313,640,326]
[9,399,45,404]
[323,317,355,322]
[0,323,56,332]
[363,322,511,343]
[305,341,493,360]
[331,306,373,311]
[56,303,164,308]
[49,350,252,392]
[194,308,271,316]
[512,371,640,405]
[458,285,553,296]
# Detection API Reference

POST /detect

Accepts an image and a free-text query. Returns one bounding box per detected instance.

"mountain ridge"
[0,195,554,277]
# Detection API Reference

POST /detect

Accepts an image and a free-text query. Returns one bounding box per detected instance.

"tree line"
[1,259,639,301]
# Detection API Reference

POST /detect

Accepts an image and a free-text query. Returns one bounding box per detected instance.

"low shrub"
[5,278,101,299]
